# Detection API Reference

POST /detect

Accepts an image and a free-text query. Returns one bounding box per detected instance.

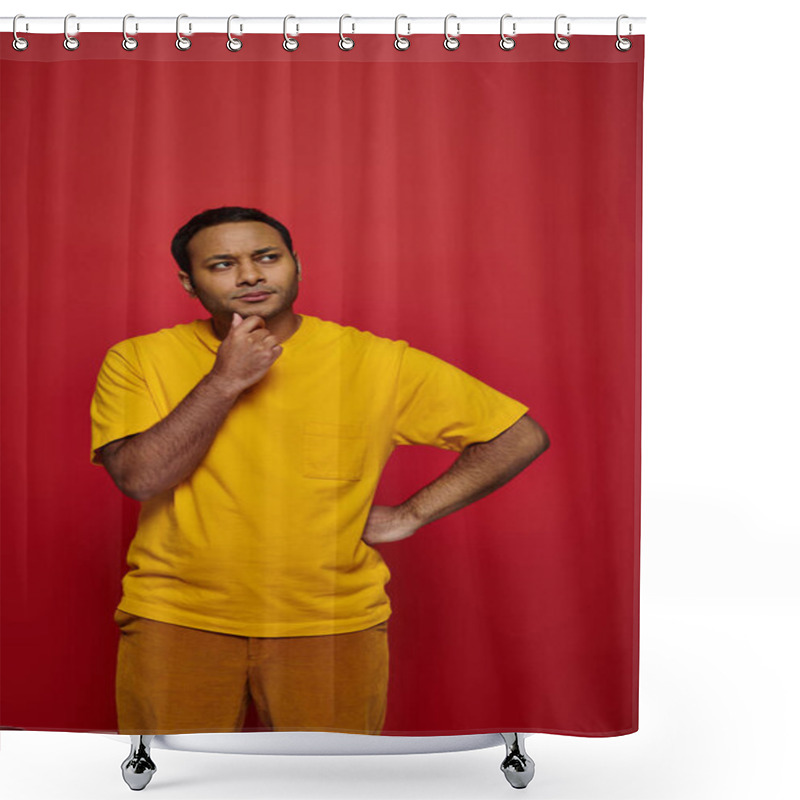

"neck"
[212,308,301,343]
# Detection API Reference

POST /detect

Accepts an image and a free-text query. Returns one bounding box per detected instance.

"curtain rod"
[1,16,646,37]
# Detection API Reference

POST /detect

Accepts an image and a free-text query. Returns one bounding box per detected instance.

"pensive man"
[90,206,550,736]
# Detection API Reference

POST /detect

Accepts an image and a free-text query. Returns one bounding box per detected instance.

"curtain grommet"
[12,14,29,51]
[176,14,191,50]
[63,13,79,51]
[553,14,570,51]
[615,15,632,51]
[394,15,410,50]
[227,15,243,51]
[339,14,355,50]
[443,14,460,51]
[122,14,138,50]
[499,14,516,50]
[283,15,299,51]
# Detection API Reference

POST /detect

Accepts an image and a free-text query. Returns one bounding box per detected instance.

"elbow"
[529,433,549,464]
[523,417,550,462]
[537,426,550,455]
[105,464,158,501]
[114,474,156,502]
[123,484,157,502]
[100,446,162,501]
[97,442,160,501]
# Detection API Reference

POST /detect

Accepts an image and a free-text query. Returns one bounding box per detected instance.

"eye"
[258,254,277,262]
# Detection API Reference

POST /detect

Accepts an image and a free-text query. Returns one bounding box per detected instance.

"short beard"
[238,281,299,322]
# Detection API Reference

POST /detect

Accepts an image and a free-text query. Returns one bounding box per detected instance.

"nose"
[235,258,263,286]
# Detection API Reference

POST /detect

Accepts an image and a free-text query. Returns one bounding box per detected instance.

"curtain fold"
[1,32,643,736]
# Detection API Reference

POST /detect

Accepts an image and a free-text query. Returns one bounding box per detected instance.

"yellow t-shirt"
[90,315,529,637]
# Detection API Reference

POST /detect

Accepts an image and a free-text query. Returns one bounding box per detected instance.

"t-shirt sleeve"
[393,345,530,452]
[89,340,161,464]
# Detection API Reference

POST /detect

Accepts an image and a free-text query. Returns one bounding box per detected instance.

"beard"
[229,276,300,323]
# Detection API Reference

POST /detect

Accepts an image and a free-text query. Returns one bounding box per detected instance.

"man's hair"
[171,206,295,276]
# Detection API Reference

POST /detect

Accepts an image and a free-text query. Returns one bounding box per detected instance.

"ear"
[295,254,302,282]
[178,270,196,297]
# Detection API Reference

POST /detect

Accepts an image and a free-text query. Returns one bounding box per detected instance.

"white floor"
[2,597,798,800]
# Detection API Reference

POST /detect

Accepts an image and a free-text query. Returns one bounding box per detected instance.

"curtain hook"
[176,14,192,50]
[227,15,243,51]
[122,14,138,51]
[63,13,79,51]
[553,14,570,51]
[443,13,460,51]
[12,14,29,51]
[615,14,632,51]
[283,15,299,51]
[499,14,516,50]
[394,15,410,51]
[339,14,355,50]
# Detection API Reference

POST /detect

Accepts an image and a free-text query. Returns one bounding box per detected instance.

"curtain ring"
[615,15,632,51]
[339,15,355,50]
[227,15,243,51]
[12,14,29,51]
[499,14,516,50]
[63,13,79,51]
[176,14,191,50]
[553,14,570,51]
[122,15,138,51]
[443,13,460,51]
[394,15,410,50]
[283,15,299,51]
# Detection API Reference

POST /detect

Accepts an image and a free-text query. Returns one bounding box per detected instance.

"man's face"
[180,221,300,324]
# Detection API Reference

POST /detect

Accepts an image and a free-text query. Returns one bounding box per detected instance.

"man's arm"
[97,313,282,501]
[361,414,549,545]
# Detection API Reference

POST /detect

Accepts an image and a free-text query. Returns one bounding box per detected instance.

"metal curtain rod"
[1,16,646,36]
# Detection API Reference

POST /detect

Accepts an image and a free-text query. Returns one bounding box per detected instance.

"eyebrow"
[203,247,281,264]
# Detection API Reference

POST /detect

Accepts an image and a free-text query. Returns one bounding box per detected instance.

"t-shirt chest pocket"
[302,422,368,481]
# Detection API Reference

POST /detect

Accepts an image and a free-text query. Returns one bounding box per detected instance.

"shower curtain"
[0,30,643,737]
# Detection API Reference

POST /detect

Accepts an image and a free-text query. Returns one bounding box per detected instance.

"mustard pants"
[114,609,389,735]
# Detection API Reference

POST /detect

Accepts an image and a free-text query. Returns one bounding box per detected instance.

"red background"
[0,33,643,735]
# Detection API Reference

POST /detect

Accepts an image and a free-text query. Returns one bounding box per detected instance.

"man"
[90,206,549,737]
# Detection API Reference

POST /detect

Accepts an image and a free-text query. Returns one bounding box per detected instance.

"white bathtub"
[107,731,535,789]
[105,730,517,755]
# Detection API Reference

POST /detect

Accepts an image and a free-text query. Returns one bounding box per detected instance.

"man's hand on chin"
[361,504,420,545]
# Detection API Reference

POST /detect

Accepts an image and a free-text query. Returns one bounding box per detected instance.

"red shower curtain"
[0,32,643,736]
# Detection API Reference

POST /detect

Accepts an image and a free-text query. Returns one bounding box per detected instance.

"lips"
[237,292,274,302]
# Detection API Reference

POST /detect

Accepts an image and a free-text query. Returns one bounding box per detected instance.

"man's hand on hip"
[365,416,548,542]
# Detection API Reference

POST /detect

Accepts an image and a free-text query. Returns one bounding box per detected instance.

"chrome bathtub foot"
[500,733,535,789]
[121,735,157,791]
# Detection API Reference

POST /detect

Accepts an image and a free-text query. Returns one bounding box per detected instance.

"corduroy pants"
[114,609,389,735]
